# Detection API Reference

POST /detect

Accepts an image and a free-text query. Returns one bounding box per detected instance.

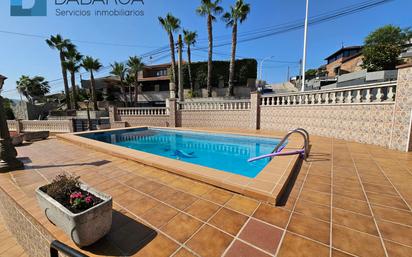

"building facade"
[325,46,364,77]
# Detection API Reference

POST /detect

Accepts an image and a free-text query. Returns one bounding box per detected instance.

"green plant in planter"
[45,174,80,203]
[43,174,101,213]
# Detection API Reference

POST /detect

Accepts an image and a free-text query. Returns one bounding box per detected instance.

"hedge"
[177,58,257,89]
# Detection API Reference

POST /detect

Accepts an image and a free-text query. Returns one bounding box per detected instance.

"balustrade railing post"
[376,88,384,102]
[387,86,395,102]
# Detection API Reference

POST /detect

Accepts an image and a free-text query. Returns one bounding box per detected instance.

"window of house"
[156,69,167,77]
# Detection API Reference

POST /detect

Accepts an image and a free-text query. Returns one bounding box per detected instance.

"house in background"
[324,46,364,77]
[82,60,257,106]
[81,63,172,107]
[303,45,401,91]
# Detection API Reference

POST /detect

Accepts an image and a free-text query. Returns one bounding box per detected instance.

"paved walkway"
[1,130,412,257]
[0,216,28,257]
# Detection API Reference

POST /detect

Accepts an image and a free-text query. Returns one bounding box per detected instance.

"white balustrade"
[7,120,17,131]
[260,82,397,106]
[20,120,72,133]
[117,107,169,116]
[178,100,251,111]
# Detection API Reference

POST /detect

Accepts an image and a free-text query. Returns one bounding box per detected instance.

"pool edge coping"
[57,126,303,204]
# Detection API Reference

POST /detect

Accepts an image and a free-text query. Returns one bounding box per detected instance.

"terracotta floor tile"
[202,188,234,205]
[161,213,203,243]
[163,191,198,211]
[384,240,412,257]
[107,219,157,255]
[252,204,291,228]
[115,189,145,207]
[362,182,399,196]
[377,220,412,247]
[332,208,378,235]
[277,232,329,257]
[209,208,248,236]
[184,182,213,197]
[151,186,179,202]
[224,240,271,257]
[185,199,220,222]
[371,204,412,226]
[224,195,259,216]
[366,192,410,210]
[299,189,331,206]
[132,234,179,257]
[287,212,330,245]
[331,249,354,257]
[305,174,331,185]
[333,186,366,201]
[294,199,331,222]
[137,180,164,195]
[173,248,198,257]
[124,177,149,190]
[187,225,233,257]
[332,224,386,257]
[239,219,283,254]
[303,180,331,194]
[127,196,160,215]
[10,130,412,257]
[104,184,129,199]
[332,195,371,216]
[141,203,179,228]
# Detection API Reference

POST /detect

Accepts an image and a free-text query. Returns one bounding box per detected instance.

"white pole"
[301,0,309,92]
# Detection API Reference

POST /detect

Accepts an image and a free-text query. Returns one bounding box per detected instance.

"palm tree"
[16,75,31,102]
[158,13,181,94]
[16,75,50,104]
[63,45,83,109]
[110,62,128,106]
[127,56,144,107]
[46,34,73,109]
[125,73,135,105]
[82,56,102,110]
[223,0,250,96]
[196,0,224,97]
[183,29,198,94]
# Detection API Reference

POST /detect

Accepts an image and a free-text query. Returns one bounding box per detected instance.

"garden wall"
[260,104,395,148]
[177,110,251,129]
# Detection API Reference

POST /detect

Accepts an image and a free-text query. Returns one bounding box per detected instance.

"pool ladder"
[272,128,310,160]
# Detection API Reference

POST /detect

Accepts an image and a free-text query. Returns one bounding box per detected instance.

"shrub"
[180,58,257,89]
[362,25,412,71]
[44,174,80,203]
[41,174,102,213]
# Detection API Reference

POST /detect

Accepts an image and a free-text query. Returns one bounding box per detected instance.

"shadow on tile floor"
[277,156,304,206]
[84,210,157,256]
[24,160,111,170]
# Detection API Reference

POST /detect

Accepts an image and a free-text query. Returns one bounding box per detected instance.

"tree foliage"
[180,59,257,89]
[362,25,412,71]
[16,75,50,103]
[3,98,15,120]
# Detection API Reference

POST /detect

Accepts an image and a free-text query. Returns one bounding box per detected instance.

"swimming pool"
[80,128,282,178]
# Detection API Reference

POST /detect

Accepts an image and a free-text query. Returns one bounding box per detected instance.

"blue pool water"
[80,128,282,178]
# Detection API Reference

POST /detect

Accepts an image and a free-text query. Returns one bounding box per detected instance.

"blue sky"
[1,0,411,99]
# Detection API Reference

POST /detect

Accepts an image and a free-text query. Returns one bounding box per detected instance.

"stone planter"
[23,131,50,142]
[11,135,24,146]
[35,184,112,247]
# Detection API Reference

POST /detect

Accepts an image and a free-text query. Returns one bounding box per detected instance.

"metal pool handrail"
[272,128,310,160]
[50,240,88,257]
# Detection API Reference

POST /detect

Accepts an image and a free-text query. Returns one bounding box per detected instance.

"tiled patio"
[1,130,412,257]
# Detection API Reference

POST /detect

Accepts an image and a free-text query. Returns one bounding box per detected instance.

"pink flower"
[85,196,93,204]
[70,192,83,199]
